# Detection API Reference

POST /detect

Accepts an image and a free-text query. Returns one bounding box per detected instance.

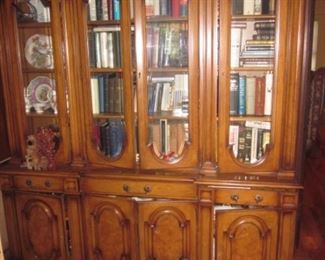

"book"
[91,77,99,114]
[230,73,239,115]
[113,0,121,20]
[229,125,239,158]
[243,0,255,15]
[172,0,180,17]
[232,0,244,15]
[100,32,109,68]
[246,76,256,115]
[237,125,246,162]
[250,127,258,163]
[231,27,242,68]
[264,72,273,115]
[238,75,246,115]
[254,0,262,15]
[88,31,97,67]
[179,0,188,16]
[255,76,266,115]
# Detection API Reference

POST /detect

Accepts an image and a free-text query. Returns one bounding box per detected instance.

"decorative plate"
[26,76,55,112]
[25,34,53,69]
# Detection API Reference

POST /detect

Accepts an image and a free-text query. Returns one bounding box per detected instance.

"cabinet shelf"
[146,16,188,23]
[149,112,188,121]
[232,14,276,21]
[93,113,124,119]
[148,67,188,73]
[230,116,272,122]
[18,22,51,28]
[22,68,54,74]
[26,112,57,118]
[90,68,122,73]
[231,67,274,72]
[88,20,121,26]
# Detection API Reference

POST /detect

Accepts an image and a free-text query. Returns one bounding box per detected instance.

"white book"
[231,28,242,68]
[91,77,99,114]
[246,76,256,115]
[93,27,121,32]
[107,32,114,68]
[229,125,239,158]
[161,82,173,111]
[250,127,258,163]
[254,0,262,15]
[100,32,109,68]
[95,33,102,68]
[102,0,109,20]
[245,120,271,130]
[244,0,255,15]
[264,72,273,115]
[88,0,97,21]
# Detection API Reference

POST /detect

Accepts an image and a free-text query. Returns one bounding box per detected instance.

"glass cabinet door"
[218,0,281,172]
[14,0,70,166]
[83,0,135,167]
[135,0,199,169]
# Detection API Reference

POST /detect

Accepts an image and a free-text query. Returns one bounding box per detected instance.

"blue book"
[113,0,120,20]
[238,75,246,115]
[98,75,105,113]
[109,119,125,158]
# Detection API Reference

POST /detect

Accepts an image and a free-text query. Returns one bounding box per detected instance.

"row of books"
[93,119,125,158]
[88,28,122,69]
[229,121,271,164]
[148,74,188,115]
[146,0,188,17]
[232,0,275,16]
[88,0,121,21]
[147,23,188,68]
[230,72,273,116]
[231,21,275,68]
[91,74,124,114]
[149,119,189,161]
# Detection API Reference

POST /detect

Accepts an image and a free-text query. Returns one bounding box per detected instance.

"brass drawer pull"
[123,184,130,192]
[230,194,239,202]
[26,179,32,187]
[44,180,51,188]
[255,194,264,203]
[144,185,152,193]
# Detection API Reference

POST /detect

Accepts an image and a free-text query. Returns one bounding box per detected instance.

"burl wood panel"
[83,196,137,260]
[215,209,278,260]
[138,201,197,260]
[15,192,68,260]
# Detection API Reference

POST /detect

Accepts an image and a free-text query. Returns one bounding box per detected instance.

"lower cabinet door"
[83,195,137,260]
[214,208,279,260]
[138,201,197,260]
[15,191,68,260]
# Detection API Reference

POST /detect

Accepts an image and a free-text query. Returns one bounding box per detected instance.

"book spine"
[243,0,255,15]
[96,0,103,20]
[100,32,109,68]
[230,73,239,115]
[238,75,246,115]
[89,0,97,21]
[113,0,120,20]
[244,127,252,163]
[246,76,256,115]
[264,72,273,115]
[179,0,188,16]
[95,33,102,68]
[172,0,180,17]
[88,31,97,67]
[250,127,258,163]
[229,125,239,158]
[237,125,246,162]
[255,76,266,115]
[254,0,262,15]
[232,0,244,15]
[91,77,99,114]
[231,27,242,68]
[98,75,105,113]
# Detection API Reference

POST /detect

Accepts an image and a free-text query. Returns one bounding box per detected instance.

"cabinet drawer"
[214,189,279,207]
[81,178,196,199]
[13,176,64,192]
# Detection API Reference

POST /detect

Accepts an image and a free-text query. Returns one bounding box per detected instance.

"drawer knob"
[123,184,129,192]
[144,185,152,193]
[26,179,32,187]
[230,194,239,202]
[44,180,51,188]
[255,194,264,203]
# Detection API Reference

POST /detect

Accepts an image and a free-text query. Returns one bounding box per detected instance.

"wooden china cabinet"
[0,0,312,259]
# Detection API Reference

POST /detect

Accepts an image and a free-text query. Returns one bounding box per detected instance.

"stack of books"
[88,0,121,21]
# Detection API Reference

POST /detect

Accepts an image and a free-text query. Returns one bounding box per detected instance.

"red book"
[172,0,180,17]
[255,76,265,115]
